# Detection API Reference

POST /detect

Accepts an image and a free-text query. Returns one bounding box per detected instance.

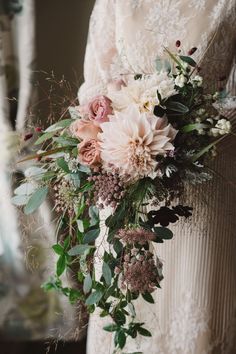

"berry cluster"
[88,171,126,209]
[120,250,163,294]
[53,179,79,216]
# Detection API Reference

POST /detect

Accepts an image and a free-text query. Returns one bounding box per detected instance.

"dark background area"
[1,1,95,353]
[1,339,86,354]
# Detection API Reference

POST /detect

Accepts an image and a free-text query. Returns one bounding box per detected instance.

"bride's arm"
[78,0,117,104]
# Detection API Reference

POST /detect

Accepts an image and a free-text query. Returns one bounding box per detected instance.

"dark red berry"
[188,47,197,55]
[24,133,33,141]
[176,40,181,47]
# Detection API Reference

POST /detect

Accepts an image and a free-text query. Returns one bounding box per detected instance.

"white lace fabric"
[78,1,236,353]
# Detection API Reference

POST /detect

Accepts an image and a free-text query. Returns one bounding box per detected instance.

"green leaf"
[35,131,55,145]
[181,123,207,133]
[56,255,66,277]
[24,166,46,179]
[52,244,64,256]
[154,227,173,240]
[191,135,225,162]
[77,220,84,233]
[85,289,103,305]
[83,228,100,244]
[14,182,35,196]
[67,244,92,256]
[69,173,80,188]
[137,327,152,337]
[45,119,73,132]
[24,186,48,215]
[53,136,78,147]
[117,330,126,349]
[142,293,155,304]
[166,101,189,113]
[179,55,197,67]
[57,158,70,173]
[83,273,92,294]
[89,206,99,226]
[102,262,112,286]
[11,194,30,206]
[68,106,80,119]
[103,324,118,332]
[114,311,126,326]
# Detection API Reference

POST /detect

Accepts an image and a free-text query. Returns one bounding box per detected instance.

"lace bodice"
[79,0,236,104]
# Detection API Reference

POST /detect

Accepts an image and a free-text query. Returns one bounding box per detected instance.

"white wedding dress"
[78,1,236,353]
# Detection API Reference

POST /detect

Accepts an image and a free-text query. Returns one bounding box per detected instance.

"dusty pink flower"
[117,227,155,245]
[78,139,101,166]
[121,250,163,293]
[87,95,113,125]
[70,119,101,141]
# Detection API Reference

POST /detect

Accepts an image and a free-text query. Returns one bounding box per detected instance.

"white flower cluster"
[209,118,231,137]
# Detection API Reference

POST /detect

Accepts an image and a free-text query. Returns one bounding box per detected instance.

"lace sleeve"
[78,0,117,104]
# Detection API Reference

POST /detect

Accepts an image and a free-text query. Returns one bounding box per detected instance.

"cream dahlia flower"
[99,105,177,180]
[108,72,176,113]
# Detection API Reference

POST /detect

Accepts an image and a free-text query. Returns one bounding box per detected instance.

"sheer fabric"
[78,1,236,353]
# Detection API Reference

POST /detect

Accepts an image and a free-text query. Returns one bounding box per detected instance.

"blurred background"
[0,0,95,353]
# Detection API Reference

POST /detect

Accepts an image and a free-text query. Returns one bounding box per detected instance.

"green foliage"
[102,262,112,286]
[24,186,48,215]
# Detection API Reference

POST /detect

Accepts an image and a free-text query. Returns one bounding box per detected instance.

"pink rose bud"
[70,119,101,141]
[24,133,33,141]
[87,95,113,125]
[78,139,101,166]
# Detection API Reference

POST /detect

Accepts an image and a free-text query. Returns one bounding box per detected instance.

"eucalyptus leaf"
[89,206,99,226]
[57,158,70,173]
[102,262,112,286]
[11,194,30,206]
[83,273,92,294]
[69,106,80,119]
[24,186,48,215]
[35,131,55,145]
[83,228,100,244]
[24,166,46,179]
[85,289,103,305]
[14,182,35,196]
[53,136,78,147]
[45,119,73,132]
[68,244,92,256]
[77,220,84,233]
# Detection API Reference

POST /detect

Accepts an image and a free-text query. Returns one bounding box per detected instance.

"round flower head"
[117,227,155,245]
[99,104,177,180]
[121,250,163,293]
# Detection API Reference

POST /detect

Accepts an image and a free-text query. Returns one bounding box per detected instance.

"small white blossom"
[191,75,203,87]
[175,74,187,88]
[210,118,231,137]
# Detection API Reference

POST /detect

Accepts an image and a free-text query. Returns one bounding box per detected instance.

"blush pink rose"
[78,139,101,166]
[87,95,113,125]
[70,119,101,141]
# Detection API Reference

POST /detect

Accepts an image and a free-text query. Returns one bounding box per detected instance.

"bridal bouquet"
[13,45,231,351]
